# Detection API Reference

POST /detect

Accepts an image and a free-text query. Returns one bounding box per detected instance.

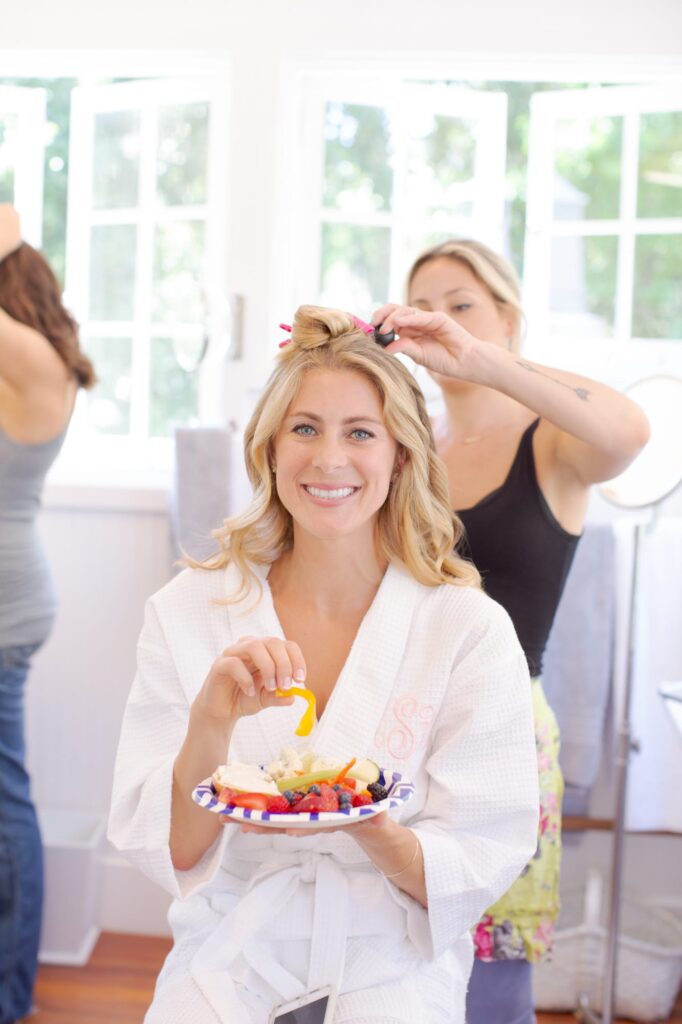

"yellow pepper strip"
[275,685,317,736]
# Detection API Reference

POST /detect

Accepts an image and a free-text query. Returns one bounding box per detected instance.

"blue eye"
[350,428,373,440]
[451,303,472,313]
[292,423,316,436]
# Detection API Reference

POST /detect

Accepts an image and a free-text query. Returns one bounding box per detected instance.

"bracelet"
[384,835,421,879]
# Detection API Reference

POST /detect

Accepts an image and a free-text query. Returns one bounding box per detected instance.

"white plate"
[192,768,414,830]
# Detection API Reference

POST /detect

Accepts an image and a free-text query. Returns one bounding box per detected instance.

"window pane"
[152,220,205,323]
[320,222,390,311]
[323,103,393,214]
[92,110,140,209]
[0,113,18,201]
[637,112,682,219]
[405,113,475,222]
[632,235,682,339]
[83,336,132,434]
[149,336,200,437]
[553,116,622,221]
[89,224,137,320]
[157,102,209,206]
[549,235,618,337]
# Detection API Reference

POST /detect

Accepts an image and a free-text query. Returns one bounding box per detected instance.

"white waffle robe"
[108,561,539,1024]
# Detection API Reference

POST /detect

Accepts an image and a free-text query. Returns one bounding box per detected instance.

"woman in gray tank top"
[0,205,95,1024]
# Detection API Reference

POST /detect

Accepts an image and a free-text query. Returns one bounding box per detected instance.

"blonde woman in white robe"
[108,305,540,1024]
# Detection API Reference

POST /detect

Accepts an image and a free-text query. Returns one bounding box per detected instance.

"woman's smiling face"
[273,368,399,544]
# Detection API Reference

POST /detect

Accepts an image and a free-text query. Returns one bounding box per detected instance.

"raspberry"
[352,791,373,807]
[266,795,293,814]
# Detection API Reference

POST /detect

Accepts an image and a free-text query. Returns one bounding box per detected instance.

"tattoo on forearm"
[516,360,591,401]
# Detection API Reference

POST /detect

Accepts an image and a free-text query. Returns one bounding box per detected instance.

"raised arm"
[373,304,650,486]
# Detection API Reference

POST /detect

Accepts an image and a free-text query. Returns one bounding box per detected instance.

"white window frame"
[0,84,46,244]
[60,75,229,486]
[524,84,682,382]
[271,72,506,370]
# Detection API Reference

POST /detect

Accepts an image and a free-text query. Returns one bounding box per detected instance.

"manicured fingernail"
[294,669,306,682]
[247,685,256,697]
[281,676,292,689]
[265,678,276,691]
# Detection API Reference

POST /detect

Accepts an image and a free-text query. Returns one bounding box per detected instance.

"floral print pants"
[473,677,563,963]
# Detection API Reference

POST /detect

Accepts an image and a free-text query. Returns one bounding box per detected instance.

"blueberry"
[282,790,297,805]
[308,784,321,795]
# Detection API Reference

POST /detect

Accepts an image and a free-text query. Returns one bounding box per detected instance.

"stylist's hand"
[372,302,483,380]
[0,204,21,263]
[191,636,302,725]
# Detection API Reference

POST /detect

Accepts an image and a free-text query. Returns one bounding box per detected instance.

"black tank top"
[455,419,580,677]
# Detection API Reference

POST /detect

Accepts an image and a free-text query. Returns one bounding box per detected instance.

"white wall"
[6,0,682,945]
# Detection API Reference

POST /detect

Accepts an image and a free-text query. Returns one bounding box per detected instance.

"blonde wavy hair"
[194,305,480,599]
[407,238,525,353]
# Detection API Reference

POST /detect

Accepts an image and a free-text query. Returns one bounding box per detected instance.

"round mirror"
[600,375,682,509]
[172,331,209,372]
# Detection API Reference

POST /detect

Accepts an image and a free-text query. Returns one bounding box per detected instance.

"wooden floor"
[29,932,682,1023]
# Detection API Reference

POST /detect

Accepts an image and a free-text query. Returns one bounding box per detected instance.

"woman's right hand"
[191,636,304,726]
[371,302,484,381]
[0,204,21,263]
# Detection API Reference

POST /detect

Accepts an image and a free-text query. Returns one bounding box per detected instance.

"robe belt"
[190,850,350,1022]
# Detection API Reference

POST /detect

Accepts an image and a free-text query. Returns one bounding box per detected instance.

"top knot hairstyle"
[193,305,480,599]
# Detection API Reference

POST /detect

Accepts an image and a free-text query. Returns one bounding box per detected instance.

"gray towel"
[170,426,252,564]
[543,522,616,809]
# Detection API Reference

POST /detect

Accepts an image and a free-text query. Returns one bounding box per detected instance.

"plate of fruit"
[192,747,415,829]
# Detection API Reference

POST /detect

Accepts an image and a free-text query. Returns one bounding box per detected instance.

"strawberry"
[291,793,326,813]
[231,792,269,811]
[351,791,373,807]
[265,795,292,814]
[318,783,339,812]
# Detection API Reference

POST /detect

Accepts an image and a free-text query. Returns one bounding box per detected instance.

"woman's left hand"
[372,302,483,380]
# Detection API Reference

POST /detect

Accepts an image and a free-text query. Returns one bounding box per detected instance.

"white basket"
[534,870,682,1022]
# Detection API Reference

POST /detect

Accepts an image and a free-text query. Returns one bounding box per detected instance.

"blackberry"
[367,782,389,803]
[307,784,321,795]
[282,790,297,806]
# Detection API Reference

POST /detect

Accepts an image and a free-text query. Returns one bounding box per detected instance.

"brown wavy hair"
[0,243,96,388]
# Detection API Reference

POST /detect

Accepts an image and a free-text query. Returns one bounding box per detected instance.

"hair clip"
[278,322,292,349]
[373,323,396,348]
[350,314,396,348]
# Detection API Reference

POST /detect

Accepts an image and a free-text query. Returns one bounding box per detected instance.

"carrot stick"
[332,757,357,785]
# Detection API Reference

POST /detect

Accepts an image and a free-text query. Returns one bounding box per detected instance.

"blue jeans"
[466,959,536,1024]
[0,642,43,1024]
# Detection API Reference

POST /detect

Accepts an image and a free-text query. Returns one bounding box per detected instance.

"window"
[289,77,507,318]
[64,77,228,475]
[0,72,230,487]
[282,73,682,390]
[524,85,682,358]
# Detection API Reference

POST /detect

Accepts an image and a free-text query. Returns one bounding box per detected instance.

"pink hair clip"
[350,315,375,335]
[278,323,292,349]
